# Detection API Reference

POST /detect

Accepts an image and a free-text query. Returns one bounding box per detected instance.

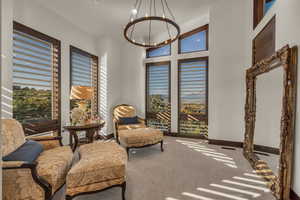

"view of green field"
[13,86,52,123]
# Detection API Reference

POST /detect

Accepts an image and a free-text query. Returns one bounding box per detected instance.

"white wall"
[1,0,14,197]
[208,0,248,142]
[1,0,13,119]
[12,0,98,144]
[120,41,145,117]
[97,36,123,135]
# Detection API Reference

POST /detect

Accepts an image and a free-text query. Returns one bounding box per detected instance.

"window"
[178,57,208,138]
[179,25,208,54]
[12,22,61,135]
[70,46,99,116]
[254,0,276,29]
[264,0,276,14]
[146,62,171,132]
[146,44,171,58]
[253,16,275,65]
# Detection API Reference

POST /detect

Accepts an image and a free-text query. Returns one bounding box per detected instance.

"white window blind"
[13,31,52,89]
[146,62,171,132]
[71,51,92,87]
[179,58,208,137]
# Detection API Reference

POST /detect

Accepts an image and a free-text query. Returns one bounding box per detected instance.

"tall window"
[70,46,99,116]
[12,22,61,135]
[146,44,171,58]
[179,24,208,54]
[253,0,276,29]
[146,62,171,132]
[178,57,208,138]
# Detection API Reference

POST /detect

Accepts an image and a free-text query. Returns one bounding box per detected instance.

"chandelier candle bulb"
[131,8,137,15]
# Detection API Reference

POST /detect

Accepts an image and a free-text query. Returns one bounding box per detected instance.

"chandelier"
[124,0,181,48]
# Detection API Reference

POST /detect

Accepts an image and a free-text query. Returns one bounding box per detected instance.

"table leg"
[70,130,78,152]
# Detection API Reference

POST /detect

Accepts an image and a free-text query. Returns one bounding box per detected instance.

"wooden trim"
[253,0,264,29]
[209,139,243,148]
[253,0,275,29]
[178,24,209,54]
[167,132,208,139]
[244,45,297,200]
[209,139,279,155]
[291,190,300,200]
[145,61,171,132]
[13,21,61,136]
[177,57,209,137]
[13,21,60,45]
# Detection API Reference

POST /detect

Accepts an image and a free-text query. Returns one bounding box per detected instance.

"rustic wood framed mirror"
[243,45,298,200]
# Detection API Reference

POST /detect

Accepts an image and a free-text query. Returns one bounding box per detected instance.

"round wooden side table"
[64,121,105,152]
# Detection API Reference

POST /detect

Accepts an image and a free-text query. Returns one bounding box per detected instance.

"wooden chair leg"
[122,182,126,200]
[126,147,129,160]
[160,141,164,152]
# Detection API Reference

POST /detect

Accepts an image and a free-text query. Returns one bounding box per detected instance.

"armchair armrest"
[137,117,146,124]
[3,161,52,199]
[27,135,62,150]
[2,161,31,169]
[28,135,62,141]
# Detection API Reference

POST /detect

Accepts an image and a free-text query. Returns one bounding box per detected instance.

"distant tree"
[13,86,52,122]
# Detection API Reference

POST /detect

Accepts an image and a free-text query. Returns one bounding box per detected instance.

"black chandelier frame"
[123,0,181,48]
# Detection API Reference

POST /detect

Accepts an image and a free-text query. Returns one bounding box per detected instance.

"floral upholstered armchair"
[112,104,164,159]
[2,119,73,200]
[113,104,146,143]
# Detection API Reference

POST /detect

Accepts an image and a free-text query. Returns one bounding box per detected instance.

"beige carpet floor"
[53,136,276,200]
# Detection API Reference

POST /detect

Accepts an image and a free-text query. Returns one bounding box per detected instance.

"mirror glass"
[254,66,283,176]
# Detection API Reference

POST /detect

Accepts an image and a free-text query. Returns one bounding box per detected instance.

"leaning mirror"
[243,45,298,200]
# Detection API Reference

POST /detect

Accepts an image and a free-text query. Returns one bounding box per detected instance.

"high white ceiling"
[35,0,218,38]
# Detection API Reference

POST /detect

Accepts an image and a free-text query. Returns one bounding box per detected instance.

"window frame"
[178,24,209,54]
[13,21,61,136]
[252,16,276,65]
[253,0,276,29]
[145,61,171,133]
[146,44,171,58]
[177,57,209,138]
[70,45,99,116]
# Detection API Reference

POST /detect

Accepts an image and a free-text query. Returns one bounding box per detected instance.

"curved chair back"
[113,104,136,121]
[1,119,26,157]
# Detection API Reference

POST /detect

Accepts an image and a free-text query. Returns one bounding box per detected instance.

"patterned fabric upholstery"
[118,123,147,131]
[113,105,136,120]
[66,141,127,197]
[2,119,73,200]
[3,163,45,200]
[28,135,61,150]
[37,146,73,193]
[2,119,26,157]
[119,128,164,147]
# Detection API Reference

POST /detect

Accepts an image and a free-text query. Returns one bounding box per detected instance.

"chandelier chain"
[161,0,172,39]
[164,0,175,21]
[148,0,153,44]
[130,0,142,40]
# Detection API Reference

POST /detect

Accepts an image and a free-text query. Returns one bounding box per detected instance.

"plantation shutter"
[13,22,61,136]
[70,46,99,116]
[146,62,171,132]
[179,58,208,137]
